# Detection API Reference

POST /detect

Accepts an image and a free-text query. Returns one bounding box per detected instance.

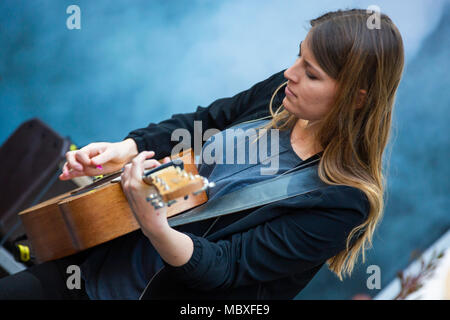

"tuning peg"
[146,192,164,209]
[146,193,158,202]
[201,178,215,190]
[192,178,215,195]
[207,181,216,188]
[150,199,165,209]
[167,200,177,207]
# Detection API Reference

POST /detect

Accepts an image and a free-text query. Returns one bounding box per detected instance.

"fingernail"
[96,165,103,170]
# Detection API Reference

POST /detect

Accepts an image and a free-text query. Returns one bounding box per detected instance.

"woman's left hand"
[121,151,195,267]
[121,151,172,238]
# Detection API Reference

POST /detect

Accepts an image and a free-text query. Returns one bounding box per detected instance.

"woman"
[0,8,404,300]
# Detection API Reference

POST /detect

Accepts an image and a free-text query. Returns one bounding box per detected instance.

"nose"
[284,62,300,83]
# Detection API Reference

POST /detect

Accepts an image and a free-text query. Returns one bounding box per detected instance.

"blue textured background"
[1,0,449,299]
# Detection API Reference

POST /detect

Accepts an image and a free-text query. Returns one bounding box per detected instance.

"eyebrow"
[299,41,322,76]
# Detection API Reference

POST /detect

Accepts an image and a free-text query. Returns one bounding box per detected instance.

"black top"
[120,70,369,300]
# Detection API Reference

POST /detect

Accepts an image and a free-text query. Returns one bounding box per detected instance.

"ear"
[356,89,367,109]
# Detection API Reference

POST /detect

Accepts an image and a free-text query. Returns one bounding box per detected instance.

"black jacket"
[125,70,369,300]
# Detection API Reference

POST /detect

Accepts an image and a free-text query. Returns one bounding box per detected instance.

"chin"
[282,97,301,116]
[282,96,293,109]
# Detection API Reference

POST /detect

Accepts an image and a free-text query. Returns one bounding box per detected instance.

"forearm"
[145,225,194,267]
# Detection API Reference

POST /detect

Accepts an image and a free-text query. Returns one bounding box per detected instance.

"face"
[283,33,337,122]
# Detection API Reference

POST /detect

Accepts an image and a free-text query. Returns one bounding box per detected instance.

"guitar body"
[18,149,208,263]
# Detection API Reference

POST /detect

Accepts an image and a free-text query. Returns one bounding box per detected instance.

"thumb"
[163,156,171,164]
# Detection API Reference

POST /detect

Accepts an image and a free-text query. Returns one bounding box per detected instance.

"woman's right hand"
[59,138,140,180]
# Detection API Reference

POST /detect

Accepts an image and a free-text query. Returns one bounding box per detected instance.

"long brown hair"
[259,8,404,280]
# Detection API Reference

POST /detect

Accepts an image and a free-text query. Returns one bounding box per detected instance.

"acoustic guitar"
[18,148,213,263]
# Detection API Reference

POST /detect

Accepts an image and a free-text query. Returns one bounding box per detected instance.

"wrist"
[143,218,171,241]
[146,226,194,267]
[120,138,138,162]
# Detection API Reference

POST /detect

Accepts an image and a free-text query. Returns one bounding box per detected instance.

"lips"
[285,85,296,97]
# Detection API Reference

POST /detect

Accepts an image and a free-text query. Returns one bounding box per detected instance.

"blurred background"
[0,0,449,299]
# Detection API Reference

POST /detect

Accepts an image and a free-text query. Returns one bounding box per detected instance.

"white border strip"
[374,229,450,300]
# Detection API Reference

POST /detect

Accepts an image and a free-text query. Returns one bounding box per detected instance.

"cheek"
[304,81,330,100]
[294,84,332,117]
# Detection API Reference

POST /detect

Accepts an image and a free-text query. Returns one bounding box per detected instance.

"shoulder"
[265,69,287,83]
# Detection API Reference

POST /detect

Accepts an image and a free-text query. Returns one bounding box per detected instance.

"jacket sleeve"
[163,186,369,291]
[124,70,286,159]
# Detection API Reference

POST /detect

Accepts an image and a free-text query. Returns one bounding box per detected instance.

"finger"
[126,150,155,164]
[143,159,162,170]
[59,168,86,180]
[132,151,155,163]
[59,162,69,180]
[75,150,92,166]
[66,169,88,179]
[122,163,131,175]
[59,162,72,179]
[163,156,171,164]
[83,143,106,156]
[90,149,114,166]
[72,143,104,166]
[120,163,132,186]
[62,162,69,175]
[59,172,70,180]
[130,151,154,180]
[66,151,83,171]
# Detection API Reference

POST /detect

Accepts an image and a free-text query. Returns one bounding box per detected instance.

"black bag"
[0,118,80,264]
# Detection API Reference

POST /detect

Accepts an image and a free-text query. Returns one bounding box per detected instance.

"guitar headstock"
[142,162,215,209]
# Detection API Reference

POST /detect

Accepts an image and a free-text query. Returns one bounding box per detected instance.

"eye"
[306,72,317,80]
